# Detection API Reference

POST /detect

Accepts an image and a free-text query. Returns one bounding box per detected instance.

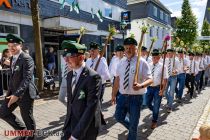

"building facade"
[204,0,210,23]
[0,0,127,62]
[127,0,172,49]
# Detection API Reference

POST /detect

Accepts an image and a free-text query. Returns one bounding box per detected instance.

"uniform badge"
[78,90,85,99]
[131,67,135,74]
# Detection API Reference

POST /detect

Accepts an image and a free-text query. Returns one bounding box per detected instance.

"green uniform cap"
[89,42,100,50]
[167,48,175,52]
[151,49,161,56]
[188,51,194,56]
[61,40,86,57]
[6,34,24,44]
[177,49,185,54]
[141,46,147,51]
[124,37,137,46]
[115,44,124,52]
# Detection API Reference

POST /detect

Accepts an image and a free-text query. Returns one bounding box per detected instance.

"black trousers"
[185,74,195,97]
[0,92,36,140]
[61,122,98,140]
[200,70,205,89]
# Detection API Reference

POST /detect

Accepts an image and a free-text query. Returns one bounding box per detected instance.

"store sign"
[121,11,131,23]
[0,0,12,9]
[197,36,210,40]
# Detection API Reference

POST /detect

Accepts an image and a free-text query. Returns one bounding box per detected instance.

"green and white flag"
[96,10,103,22]
[73,2,80,14]
[69,4,73,11]
[91,8,94,19]
[59,0,65,9]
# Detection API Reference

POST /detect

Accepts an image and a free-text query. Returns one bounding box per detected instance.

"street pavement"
[0,86,210,140]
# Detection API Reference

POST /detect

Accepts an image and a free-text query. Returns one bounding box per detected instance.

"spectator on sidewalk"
[46,47,56,75]
[0,49,12,92]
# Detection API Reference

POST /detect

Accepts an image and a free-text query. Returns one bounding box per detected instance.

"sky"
[160,0,208,31]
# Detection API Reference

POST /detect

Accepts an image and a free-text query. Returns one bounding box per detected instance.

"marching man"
[146,49,168,129]
[112,37,153,140]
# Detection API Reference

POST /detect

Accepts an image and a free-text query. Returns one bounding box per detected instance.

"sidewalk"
[0,86,209,140]
[190,87,210,139]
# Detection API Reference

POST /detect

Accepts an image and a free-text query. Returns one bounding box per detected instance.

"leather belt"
[149,85,160,88]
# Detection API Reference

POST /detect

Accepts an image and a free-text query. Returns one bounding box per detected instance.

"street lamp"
[120,20,127,40]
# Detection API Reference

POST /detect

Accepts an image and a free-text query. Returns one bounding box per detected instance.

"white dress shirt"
[198,57,205,71]
[11,50,22,72]
[116,56,152,95]
[142,55,152,64]
[61,56,71,78]
[165,57,179,76]
[72,62,85,84]
[186,59,199,75]
[109,56,126,78]
[203,56,208,69]
[149,62,168,86]
[207,55,210,65]
[177,57,190,74]
[86,56,110,84]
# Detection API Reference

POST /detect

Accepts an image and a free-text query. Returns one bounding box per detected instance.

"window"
[150,27,153,37]
[0,24,18,34]
[105,8,112,18]
[160,10,163,20]
[153,6,157,17]
[156,28,159,38]
[162,28,165,39]
[165,14,169,23]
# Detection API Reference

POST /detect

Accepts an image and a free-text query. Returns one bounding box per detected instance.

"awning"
[42,17,98,33]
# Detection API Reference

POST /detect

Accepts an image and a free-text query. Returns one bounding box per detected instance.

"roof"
[127,0,172,14]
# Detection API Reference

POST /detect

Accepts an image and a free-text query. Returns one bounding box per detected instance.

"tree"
[200,19,210,46]
[176,0,198,46]
[30,0,44,91]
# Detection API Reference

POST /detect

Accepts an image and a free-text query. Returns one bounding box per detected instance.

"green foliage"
[140,26,148,33]
[200,19,210,46]
[130,33,135,38]
[175,0,198,46]
[108,25,117,36]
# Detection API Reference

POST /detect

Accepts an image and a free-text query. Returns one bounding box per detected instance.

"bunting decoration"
[59,0,80,14]
[59,0,104,22]
[96,10,103,22]
[73,2,80,14]
[91,8,94,19]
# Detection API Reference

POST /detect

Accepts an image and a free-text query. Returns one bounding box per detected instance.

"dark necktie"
[63,64,68,78]
[152,64,156,77]
[123,60,130,90]
[71,71,77,94]
[168,59,171,76]
[189,60,192,74]
[11,57,17,72]
[90,60,94,68]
